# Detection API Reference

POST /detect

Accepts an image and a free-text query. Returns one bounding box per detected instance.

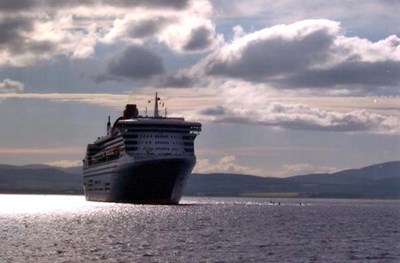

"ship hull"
[83,157,195,204]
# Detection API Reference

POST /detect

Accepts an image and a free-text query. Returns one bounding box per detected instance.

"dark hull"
[83,157,195,204]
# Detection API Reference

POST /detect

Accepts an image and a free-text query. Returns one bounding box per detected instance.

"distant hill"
[0,165,83,194]
[0,161,399,198]
[185,161,400,198]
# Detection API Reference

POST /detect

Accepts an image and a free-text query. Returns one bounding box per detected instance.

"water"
[0,195,399,262]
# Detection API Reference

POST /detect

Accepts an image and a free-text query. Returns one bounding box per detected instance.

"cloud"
[186,19,400,95]
[155,73,196,87]
[104,0,223,53]
[0,0,37,12]
[104,16,174,43]
[194,102,400,134]
[0,0,190,13]
[182,25,219,52]
[0,79,24,93]
[0,0,218,67]
[194,155,264,175]
[0,88,220,111]
[98,45,165,81]
[213,0,400,29]
[158,16,223,53]
[0,13,98,66]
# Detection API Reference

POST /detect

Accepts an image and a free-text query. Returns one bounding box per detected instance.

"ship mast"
[154,92,159,117]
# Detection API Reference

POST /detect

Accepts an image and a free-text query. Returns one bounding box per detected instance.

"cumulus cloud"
[0,0,219,67]
[104,0,223,53]
[104,16,174,43]
[194,155,264,175]
[182,25,219,52]
[97,45,165,82]
[0,13,98,66]
[186,19,400,94]
[0,79,24,93]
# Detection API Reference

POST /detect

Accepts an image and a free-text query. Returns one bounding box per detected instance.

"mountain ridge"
[0,161,399,198]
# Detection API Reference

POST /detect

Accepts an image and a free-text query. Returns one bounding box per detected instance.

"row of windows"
[124,133,190,139]
[156,147,170,151]
[129,141,190,145]
[155,141,169,145]
[155,134,169,138]
[125,147,193,152]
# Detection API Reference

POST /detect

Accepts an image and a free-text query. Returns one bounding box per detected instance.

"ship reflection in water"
[1,194,399,262]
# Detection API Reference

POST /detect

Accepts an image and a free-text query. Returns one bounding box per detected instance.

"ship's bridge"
[116,118,201,156]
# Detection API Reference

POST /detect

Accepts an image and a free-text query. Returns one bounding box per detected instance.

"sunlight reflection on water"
[0,195,95,214]
[1,195,399,262]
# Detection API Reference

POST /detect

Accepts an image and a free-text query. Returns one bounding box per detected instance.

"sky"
[0,0,399,177]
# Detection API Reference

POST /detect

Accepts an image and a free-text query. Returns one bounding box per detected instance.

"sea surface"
[0,195,399,263]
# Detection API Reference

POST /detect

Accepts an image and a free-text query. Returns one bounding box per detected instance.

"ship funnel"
[123,104,139,119]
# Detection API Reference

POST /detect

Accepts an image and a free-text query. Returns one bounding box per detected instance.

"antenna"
[154,92,159,117]
[107,116,111,135]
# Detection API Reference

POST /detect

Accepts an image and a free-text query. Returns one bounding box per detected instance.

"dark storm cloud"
[102,45,165,81]
[183,26,215,52]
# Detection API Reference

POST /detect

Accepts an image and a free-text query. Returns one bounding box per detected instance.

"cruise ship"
[82,93,201,204]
